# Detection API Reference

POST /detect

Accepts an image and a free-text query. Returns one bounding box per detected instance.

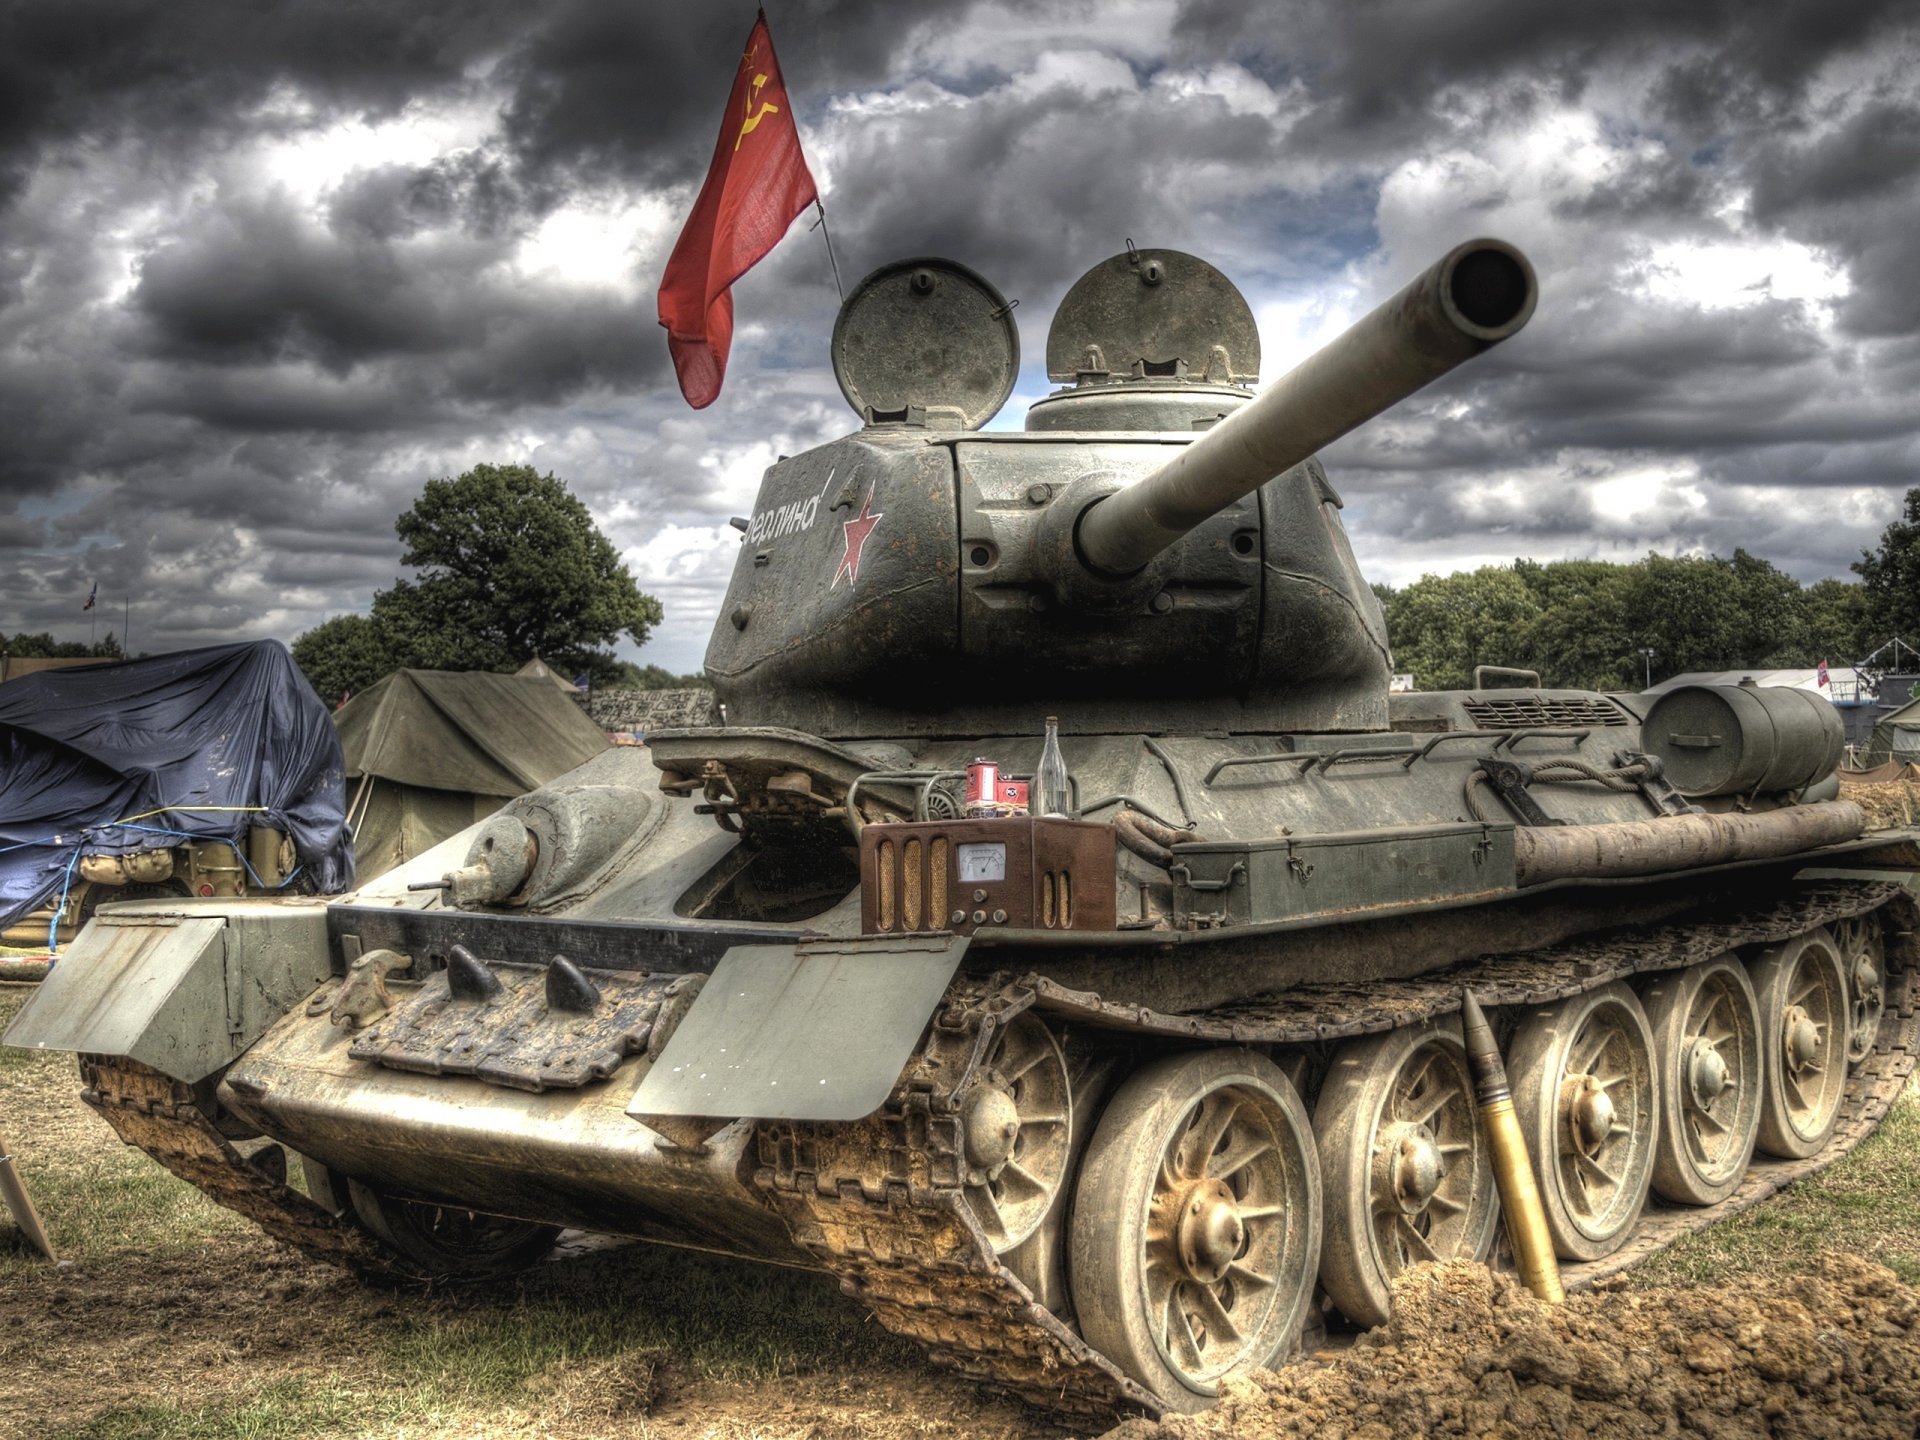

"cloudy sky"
[3,0,1917,673]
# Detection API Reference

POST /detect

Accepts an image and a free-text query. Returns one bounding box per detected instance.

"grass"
[1628,1089,1920,1288]
[38,1244,913,1440]
[0,987,252,1274]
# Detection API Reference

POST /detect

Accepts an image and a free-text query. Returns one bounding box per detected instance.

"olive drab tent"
[334,670,610,880]
[1860,694,1920,768]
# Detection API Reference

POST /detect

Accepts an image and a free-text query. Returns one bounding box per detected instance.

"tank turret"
[705,241,1535,738]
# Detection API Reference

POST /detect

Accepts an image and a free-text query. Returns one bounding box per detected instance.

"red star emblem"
[831,486,884,589]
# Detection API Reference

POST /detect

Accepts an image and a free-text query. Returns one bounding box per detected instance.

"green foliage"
[290,465,664,699]
[288,615,394,704]
[1854,486,1920,642]
[1383,550,1877,691]
[1378,567,1543,692]
[2,631,123,659]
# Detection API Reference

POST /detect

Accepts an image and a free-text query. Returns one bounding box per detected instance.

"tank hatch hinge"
[1479,756,1567,827]
[1613,750,1703,818]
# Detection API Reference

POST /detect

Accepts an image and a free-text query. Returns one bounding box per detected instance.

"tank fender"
[1,899,331,1083]
[629,932,970,1126]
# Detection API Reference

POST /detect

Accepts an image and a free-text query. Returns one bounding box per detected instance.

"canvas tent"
[336,670,611,879]
[514,656,585,695]
[1860,695,1920,768]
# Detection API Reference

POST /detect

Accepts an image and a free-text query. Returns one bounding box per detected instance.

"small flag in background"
[572,672,591,693]
[1817,659,1830,689]
[657,12,819,409]
[82,581,96,611]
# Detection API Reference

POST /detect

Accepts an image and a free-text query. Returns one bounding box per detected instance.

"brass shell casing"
[1461,990,1564,1304]
[1479,1094,1565,1303]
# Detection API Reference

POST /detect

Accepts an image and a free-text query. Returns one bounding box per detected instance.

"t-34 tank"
[13,239,1920,1422]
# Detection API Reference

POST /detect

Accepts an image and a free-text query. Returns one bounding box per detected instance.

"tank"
[12,238,1920,1423]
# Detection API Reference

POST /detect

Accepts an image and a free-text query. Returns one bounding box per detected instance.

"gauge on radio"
[955,842,1008,883]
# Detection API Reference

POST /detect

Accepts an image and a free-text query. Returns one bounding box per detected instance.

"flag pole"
[755,3,841,303]
[123,598,131,658]
[810,201,845,302]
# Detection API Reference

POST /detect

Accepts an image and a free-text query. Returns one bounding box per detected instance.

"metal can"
[965,759,1001,817]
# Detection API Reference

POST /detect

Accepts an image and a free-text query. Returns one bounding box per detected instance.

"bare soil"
[1117,1257,1920,1440]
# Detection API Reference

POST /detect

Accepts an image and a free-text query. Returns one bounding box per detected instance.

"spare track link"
[76,1054,431,1284]
[755,880,1920,1426]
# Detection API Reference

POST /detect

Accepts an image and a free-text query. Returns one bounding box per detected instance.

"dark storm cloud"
[1176,0,1908,134]
[0,0,527,204]
[498,0,959,190]
[3,0,1920,668]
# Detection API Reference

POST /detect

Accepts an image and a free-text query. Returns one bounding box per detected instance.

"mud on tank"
[12,239,1920,1423]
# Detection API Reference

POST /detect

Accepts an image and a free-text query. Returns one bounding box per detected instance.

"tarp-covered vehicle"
[0,641,353,948]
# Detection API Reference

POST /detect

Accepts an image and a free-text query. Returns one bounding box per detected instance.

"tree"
[1802,578,1875,665]
[1512,559,1635,690]
[292,464,664,697]
[2,631,123,660]
[290,615,394,704]
[1854,486,1920,643]
[1380,567,1541,690]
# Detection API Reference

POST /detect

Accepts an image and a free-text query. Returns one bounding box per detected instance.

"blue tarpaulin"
[0,640,354,936]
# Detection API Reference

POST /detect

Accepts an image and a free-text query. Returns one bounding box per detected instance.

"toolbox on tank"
[1168,821,1517,928]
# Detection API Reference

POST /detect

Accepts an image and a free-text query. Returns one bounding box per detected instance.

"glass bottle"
[1036,715,1072,818]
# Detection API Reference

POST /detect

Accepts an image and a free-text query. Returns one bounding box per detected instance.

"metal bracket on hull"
[1479,756,1568,827]
[629,932,970,1124]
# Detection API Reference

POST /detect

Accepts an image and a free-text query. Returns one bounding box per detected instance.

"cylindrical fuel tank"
[1640,683,1844,797]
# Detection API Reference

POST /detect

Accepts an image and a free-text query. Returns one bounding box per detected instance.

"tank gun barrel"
[1075,239,1537,578]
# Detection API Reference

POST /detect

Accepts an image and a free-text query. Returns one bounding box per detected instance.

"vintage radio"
[858,816,1115,935]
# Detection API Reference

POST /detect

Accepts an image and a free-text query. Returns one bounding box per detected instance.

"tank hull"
[217,1007,793,1262]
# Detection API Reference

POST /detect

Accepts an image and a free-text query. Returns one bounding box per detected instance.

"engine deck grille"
[1462,695,1630,729]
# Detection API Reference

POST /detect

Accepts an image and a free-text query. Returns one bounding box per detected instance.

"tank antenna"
[810,200,845,302]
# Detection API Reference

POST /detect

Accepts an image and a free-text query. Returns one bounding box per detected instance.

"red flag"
[658,14,818,409]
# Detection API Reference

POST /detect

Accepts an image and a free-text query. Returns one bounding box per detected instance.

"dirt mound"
[1108,1251,1920,1440]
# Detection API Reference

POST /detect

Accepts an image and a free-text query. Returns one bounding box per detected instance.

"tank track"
[755,880,1920,1425]
[75,1054,432,1284]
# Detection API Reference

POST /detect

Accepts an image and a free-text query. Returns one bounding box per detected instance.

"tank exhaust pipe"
[1075,238,1537,578]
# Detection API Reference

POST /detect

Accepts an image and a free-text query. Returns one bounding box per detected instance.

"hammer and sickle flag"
[658,13,818,409]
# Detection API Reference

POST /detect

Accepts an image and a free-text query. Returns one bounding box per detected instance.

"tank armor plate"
[344,960,669,1091]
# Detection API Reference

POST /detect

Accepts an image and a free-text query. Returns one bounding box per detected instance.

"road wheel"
[344,1178,560,1280]
[1508,982,1657,1261]
[1314,1020,1497,1326]
[958,1013,1072,1253]
[1830,915,1886,1067]
[1642,957,1762,1206]
[1750,929,1850,1159]
[1068,1049,1320,1411]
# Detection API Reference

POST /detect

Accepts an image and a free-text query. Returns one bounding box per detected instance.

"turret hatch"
[1046,246,1259,386]
[831,256,1019,429]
